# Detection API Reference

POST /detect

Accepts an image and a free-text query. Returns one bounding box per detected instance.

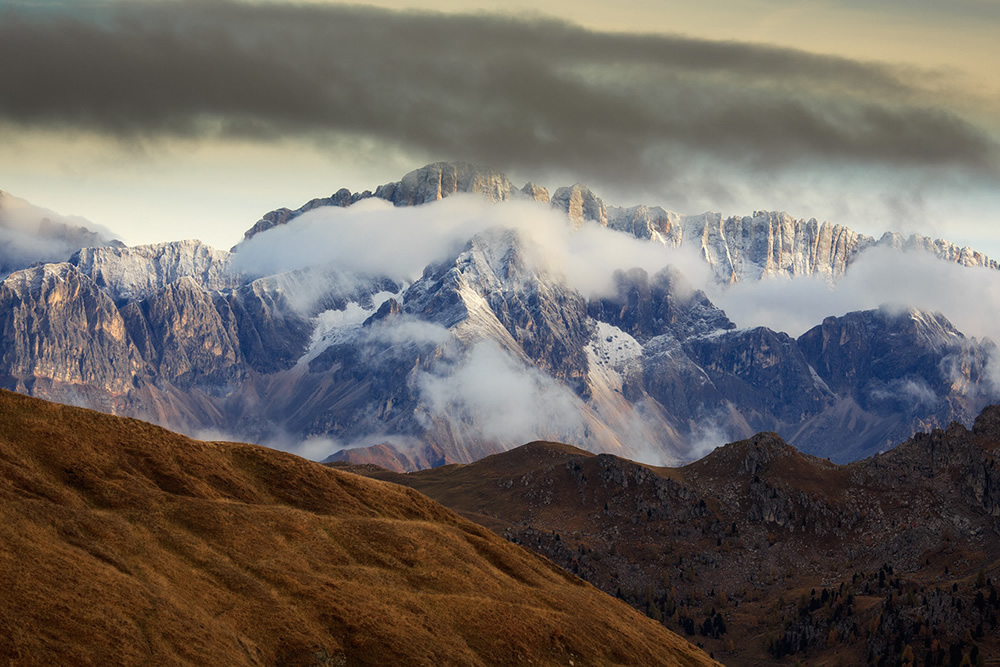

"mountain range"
[1,161,998,468]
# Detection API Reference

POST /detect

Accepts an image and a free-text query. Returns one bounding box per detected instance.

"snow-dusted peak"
[375,161,518,207]
[874,232,1000,270]
[1,262,82,299]
[521,182,550,203]
[889,306,964,349]
[70,239,239,304]
[456,227,538,289]
[550,184,607,227]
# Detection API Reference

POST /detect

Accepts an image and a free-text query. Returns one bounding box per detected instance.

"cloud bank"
[3,0,997,219]
[232,195,710,299]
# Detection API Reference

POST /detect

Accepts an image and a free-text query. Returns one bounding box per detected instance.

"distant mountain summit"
[242,162,999,283]
[1,162,998,466]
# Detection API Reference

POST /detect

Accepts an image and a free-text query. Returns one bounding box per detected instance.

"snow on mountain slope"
[70,240,238,304]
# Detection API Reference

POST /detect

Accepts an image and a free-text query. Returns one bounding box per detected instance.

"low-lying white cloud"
[0,192,120,274]
[710,245,1000,344]
[233,195,710,300]
[415,340,587,446]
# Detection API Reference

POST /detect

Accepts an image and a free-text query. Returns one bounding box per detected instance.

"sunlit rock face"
[551,184,607,227]
[375,161,519,206]
[0,263,146,395]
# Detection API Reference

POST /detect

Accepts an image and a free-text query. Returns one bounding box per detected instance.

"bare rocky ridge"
[350,410,1000,665]
[71,240,238,303]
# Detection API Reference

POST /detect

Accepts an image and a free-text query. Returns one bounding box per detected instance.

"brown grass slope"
[346,424,1000,665]
[0,389,715,667]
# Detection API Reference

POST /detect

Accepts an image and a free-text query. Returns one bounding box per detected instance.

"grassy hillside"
[0,390,715,666]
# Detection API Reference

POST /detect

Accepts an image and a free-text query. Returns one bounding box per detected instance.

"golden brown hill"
[346,425,1000,665]
[0,390,715,667]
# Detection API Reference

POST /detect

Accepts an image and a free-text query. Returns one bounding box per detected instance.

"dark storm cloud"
[1,0,997,190]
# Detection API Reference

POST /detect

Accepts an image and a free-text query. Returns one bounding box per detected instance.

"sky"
[1,0,999,255]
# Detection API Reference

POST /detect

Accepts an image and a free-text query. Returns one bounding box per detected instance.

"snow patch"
[299,290,397,363]
[586,321,644,388]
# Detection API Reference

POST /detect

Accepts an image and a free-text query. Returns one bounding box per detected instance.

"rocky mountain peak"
[520,181,550,203]
[240,188,366,243]
[374,161,517,206]
[607,204,679,242]
[241,162,519,242]
[973,404,1000,439]
[695,431,795,476]
[588,265,735,343]
[70,240,237,304]
[550,183,607,227]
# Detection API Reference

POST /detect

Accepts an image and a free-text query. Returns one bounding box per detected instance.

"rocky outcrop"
[0,264,146,394]
[240,187,368,241]
[551,184,607,227]
[587,266,735,343]
[520,182,550,203]
[71,240,237,304]
[878,231,1000,270]
[683,211,874,283]
[607,205,679,243]
[241,162,520,242]
[375,161,518,206]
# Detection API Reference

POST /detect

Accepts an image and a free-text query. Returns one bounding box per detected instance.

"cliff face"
[71,240,237,303]
[121,276,244,393]
[551,184,608,227]
[374,161,518,206]
[0,263,146,395]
